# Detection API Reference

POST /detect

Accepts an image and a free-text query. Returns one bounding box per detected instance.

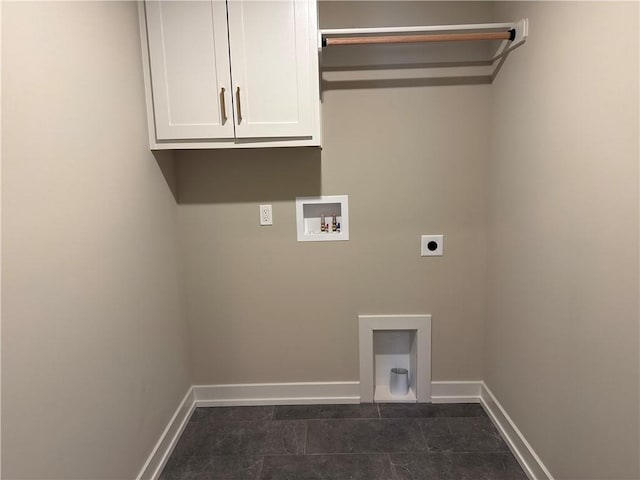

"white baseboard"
[193,381,483,406]
[193,381,360,406]
[480,381,554,480]
[137,380,553,480]
[194,381,484,406]
[136,387,196,480]
[430,380,482,403]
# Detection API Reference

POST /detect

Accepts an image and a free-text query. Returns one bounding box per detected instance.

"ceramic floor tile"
[389,452,527,480]
[305,419,428,454]
[260,454,394,480]
[447,417,510,452]
[420,417,510,453]
[169,421,214,458]
[160,404,526,480]
[206,420,307,456]
[159,455,262,480]
[378,403,486,419]
[274,404,379,420]
[191,406,274,423]
[415,418,452,436]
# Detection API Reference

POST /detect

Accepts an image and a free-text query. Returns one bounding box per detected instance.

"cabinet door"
[227,0,314,139]
[145,0,234,140]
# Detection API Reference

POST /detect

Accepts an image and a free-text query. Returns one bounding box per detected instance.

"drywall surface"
[2,2,191,478]
[487,2,639,479]
[177,2,493,384]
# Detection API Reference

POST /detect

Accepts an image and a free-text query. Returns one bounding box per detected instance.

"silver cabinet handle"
[220,87,227,123]
[236,86,242,123]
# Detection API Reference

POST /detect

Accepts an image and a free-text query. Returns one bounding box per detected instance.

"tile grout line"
[446,418,454,435]
[266,406,274,480]
[418,418,431,453]
[254,456,264,480]
[303,420,308,455]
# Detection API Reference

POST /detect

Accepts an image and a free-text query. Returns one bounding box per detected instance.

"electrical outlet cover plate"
[260,204,273,226]
[421,234,443,256]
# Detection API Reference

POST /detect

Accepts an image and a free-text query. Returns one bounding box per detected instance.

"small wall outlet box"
[259,204,273,226]
[295,195,349,242]
[421,235,443,256]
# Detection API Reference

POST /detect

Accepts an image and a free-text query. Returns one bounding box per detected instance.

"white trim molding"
[136,387,196,480]
[358,315,432,403]
[193,381,360,407]
[480,382,554,480]
[430,380,482,403]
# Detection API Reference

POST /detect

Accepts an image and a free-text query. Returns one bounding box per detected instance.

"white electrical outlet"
[421,234,443,256]
[259,204,273,226]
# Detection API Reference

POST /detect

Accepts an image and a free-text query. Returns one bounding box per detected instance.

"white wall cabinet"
[139,0,320,149]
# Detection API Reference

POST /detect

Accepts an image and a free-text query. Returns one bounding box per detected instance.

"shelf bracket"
[491,18,529,62]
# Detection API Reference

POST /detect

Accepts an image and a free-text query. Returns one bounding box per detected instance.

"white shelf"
[320,22,516,37]
[318,19,529,81]
[374,385,417,403]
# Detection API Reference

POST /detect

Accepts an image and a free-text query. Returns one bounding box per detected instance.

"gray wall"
[487,2,639,479]
[177,1,494,384]
[1,2,191,478]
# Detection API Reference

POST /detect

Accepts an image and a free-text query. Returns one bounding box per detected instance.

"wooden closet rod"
[323,29,515,47]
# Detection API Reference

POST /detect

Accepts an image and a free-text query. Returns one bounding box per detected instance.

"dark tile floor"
[160,403,528,480]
